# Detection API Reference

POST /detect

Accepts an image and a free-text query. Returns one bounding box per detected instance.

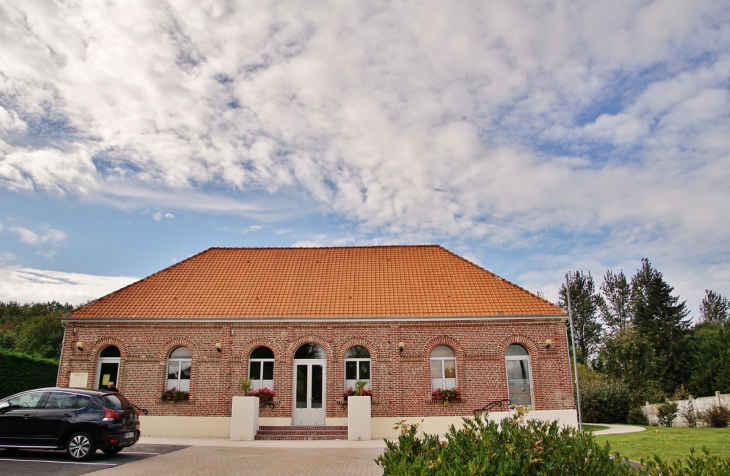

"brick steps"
[255,425,349,440]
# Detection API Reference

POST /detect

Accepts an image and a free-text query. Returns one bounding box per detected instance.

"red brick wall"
[58,319,575,418]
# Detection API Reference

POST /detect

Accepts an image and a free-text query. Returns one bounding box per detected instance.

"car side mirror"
[0,401,10,412]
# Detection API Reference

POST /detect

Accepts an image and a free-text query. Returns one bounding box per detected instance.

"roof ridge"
[206,244,440,250]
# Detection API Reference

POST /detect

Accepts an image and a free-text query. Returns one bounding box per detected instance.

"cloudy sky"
[1,0,728,316]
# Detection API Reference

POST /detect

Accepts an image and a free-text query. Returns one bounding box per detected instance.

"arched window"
[345,346,371,391]
[294,343,326,359]
[249,346,275,391]
[100,346,120,357]
[430,345,456,391]
[167,347,192,392]
[97,345,121,389]
[506,344,532,406]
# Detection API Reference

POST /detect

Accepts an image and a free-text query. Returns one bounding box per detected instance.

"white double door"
[292,360,326,425]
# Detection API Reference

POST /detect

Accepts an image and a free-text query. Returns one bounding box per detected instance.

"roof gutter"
[61,314,568,324]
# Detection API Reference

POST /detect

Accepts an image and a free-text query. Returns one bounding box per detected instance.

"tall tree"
[559,271,603,365]
[630,258,691,394]
[599,270,632,333]
[699,289,729,324]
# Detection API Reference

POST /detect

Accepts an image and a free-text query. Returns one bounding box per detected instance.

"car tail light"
[102,408,120,422]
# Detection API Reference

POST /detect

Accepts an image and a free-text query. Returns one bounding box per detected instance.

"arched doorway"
[292,343,326,425]
[96,345,121,390]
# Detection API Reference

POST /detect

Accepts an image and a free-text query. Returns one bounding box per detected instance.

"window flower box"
[160,388,190,403]
[431,388,461,406]
[249,388,276,408]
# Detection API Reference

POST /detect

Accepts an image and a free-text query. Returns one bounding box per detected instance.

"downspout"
[57,319,68,386]
[565,275,583,431]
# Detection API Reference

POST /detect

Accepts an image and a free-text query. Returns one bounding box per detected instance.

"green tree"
[599,327,665,404]
[699,289,729,324]
[687,321,730,396]
[599,270,632,333]
[630,259,691,394]
[559,271,603,365]
[0,301,72,359]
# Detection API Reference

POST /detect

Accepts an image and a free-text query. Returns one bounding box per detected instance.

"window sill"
[158,398,193,404]
[428,397,464,404]
[337,396,380,408]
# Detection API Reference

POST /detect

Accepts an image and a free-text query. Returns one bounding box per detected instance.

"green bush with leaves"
[626,407,649,425]
[642,448,730,476]
[0,347,59,399]
[376,411,633,475]
[679,402,699,428]
[700,404,730,428]
[578,366,633,423]
[657,401,679,427]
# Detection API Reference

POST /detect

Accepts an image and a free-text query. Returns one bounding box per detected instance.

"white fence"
[642,391,730,427]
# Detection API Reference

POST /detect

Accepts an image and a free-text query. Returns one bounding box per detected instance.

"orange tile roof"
[67,245,566,319]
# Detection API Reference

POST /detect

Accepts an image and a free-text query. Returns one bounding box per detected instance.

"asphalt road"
[0,443,187,476]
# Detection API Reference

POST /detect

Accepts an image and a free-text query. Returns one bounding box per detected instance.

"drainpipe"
[565,274,583,431]
[57,320,68,387]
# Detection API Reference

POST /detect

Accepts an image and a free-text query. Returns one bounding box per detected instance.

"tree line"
[559,258,730,406]
[0,301,72,360]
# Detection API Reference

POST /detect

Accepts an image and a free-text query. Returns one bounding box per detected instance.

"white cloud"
[241,225,263,234]
[10,226,66,245]
[152,212,162,222]
[0,266,138,306]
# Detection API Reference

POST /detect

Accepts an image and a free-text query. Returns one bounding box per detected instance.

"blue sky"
[1,0,729,317]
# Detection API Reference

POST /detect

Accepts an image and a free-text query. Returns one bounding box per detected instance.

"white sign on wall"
[69,372,89,388]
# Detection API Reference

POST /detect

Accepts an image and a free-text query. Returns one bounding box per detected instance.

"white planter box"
[348,396,371,441]
[230,396,259,440]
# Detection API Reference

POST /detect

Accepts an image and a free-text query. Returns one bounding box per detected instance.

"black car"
[0,387,140,460]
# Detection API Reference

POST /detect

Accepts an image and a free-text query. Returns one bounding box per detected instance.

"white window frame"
[430,345,457,391]
[166,347,191,392]
[505,344,534,408]
[344,346,371,392]
[249,347,275,391]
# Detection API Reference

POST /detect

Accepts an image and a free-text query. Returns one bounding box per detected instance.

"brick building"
[58,245,577,438]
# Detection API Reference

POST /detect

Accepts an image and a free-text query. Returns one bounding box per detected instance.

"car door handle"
[23,414,32,419]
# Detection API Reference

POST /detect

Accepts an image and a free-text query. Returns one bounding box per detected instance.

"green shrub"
[579,373,633,423]
[376,410,633,475]
[700,404,730,428]
[0,347,59,398]
[680,402,699,428]
[657,401,679,427]
[627,407,649,425]
[642,447,730,476]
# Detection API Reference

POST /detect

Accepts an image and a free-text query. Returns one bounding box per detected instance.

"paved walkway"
[591,424,646,435]
[89,437,387,476]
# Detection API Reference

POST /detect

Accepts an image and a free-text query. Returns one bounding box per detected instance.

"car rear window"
[75,395,91,409]
[101,394,129,411]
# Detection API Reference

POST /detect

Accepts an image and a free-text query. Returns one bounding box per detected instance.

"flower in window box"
[344,380,372,401]
[343,387,373,401]
[249,388,276,399]
[432,388,460,406]
[161,388,190,402]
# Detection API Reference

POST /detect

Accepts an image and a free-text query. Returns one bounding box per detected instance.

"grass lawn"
[582,424,609,432]
[594,425,730,463]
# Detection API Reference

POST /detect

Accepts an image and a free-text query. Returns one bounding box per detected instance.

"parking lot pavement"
[88,445,386,476]
[0,444,187,476]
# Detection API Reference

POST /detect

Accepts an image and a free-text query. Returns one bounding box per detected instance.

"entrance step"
[255,425,349,440]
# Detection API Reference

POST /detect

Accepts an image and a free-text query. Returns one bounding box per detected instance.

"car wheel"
[101,447,123,455]
[66,431,96,461]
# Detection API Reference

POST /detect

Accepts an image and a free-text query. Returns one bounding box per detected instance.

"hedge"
[0,347,59,399]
